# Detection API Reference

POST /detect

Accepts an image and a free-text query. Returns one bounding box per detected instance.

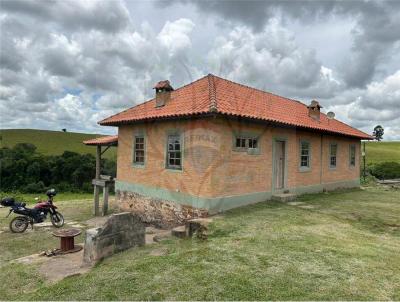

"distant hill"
[365,141,400,164]
[0,129,116,160]
[1,129,398,164]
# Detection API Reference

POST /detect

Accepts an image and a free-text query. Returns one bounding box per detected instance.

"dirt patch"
[38,247,91,283]
[298,205,317,209]
[14,245,91,283]
[145,227,172,244]
[287,202,306,206]
[149,248,169,256]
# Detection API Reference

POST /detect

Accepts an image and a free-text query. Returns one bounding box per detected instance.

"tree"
[373,125,384,141]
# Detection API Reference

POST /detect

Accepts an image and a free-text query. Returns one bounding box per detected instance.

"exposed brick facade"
[115,116,360,226]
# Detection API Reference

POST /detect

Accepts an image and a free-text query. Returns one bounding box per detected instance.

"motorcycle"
[1,189,64,233]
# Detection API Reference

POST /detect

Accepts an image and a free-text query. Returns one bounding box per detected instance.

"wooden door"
[275,141,285,189]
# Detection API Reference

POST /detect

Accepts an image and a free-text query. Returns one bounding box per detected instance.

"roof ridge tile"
[208,74,217,112]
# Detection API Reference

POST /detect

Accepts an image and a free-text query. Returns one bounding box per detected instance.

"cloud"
[174,0,400,88]
[0,1,198,133]
[157,18,195,57]
[1,0,131,33]
[0,0,399,141]
[207,20,341,99]
[321,71,400,140]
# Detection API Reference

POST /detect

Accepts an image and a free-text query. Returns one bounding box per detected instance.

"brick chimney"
[307,100,322,121]
[153,80,174,108]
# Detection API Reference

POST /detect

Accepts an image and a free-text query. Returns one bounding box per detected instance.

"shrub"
[368,162,400,180]
[24,181,46,193]
[0,143,115,193]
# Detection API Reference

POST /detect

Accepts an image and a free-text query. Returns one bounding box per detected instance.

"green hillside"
[1,129,398,164]
[365,141,400,164]
[0,129,117,160]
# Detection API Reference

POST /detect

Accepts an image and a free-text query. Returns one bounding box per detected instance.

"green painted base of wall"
[115,178,360,213]
[292,179,360,195]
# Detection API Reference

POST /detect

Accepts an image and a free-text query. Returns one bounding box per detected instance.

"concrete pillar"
[94,185,100,216]
[102,185,109,216]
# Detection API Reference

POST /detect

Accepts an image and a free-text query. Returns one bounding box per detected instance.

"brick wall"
[117,116,360,198]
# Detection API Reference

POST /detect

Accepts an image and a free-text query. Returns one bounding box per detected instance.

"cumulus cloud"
[207,20,341,99]
[0,0,399,140]
[321,71,400,140]
[1,0,131,33]
[175,0,400,88]
[0,0,198,133]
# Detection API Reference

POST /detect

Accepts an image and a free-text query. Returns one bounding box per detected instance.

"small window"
[236,137,247,148]
[133,136,145,165]
[300,141,310,168]
[330,143,338,168]
[349,144,356,166]
[235,136,258,150]
[249,138,258,149]
[167,135,182,169]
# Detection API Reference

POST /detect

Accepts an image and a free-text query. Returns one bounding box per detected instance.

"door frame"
[272,136,288,194]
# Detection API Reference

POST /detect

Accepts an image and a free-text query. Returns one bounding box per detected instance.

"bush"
[368,162,400,180]
[0,143,116,193]
[23,181,46,193]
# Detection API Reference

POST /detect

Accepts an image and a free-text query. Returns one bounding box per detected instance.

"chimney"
[153,80,174,108]
[307,100,322,121]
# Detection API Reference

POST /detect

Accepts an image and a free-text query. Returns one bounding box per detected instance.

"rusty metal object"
[52,228,82,253]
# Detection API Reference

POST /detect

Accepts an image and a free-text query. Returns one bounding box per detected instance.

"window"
[235,136,258,150]
[300,141,310,169]
[167,135,182,169]
[330,143,338,168]
[249,138,258,149]
[133,136,145,165]
[236,137,247,148]
[349,144,356,166]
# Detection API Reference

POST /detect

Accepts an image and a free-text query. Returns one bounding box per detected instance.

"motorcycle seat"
[1,197,15,207]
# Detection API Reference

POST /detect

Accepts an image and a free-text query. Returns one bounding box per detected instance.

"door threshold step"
[272,193,297,202]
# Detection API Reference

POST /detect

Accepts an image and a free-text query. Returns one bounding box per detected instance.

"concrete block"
[272,193,297,202]
[83,212,145,264]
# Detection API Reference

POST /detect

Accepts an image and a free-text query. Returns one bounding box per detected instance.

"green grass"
[0,129,116,160]
[1,186,399,300]
[0,196,97,264]
[365,141,400,164]
[0,192,94,204]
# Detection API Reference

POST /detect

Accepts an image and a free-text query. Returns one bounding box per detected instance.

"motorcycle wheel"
[10,216,29,233]
[51,212,64,228]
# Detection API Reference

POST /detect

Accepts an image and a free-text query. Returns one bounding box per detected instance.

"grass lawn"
[0,129,117,160]
[365,141,400,164]
[1,186,399,300]
[0,192,94,204]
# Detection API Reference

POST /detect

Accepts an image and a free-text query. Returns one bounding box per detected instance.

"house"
[98,74,372,227]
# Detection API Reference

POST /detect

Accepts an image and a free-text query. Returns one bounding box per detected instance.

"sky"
[0,0,399,140]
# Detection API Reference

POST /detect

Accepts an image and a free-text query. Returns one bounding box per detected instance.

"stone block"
[186,218,212,239]
[272,193,297,202]
[171,226,187,238]
[83,212,145,264]
[116,190,208,228]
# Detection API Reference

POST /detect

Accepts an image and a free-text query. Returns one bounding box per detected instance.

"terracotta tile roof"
[99,74,372,139]
[83,135,118,146]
